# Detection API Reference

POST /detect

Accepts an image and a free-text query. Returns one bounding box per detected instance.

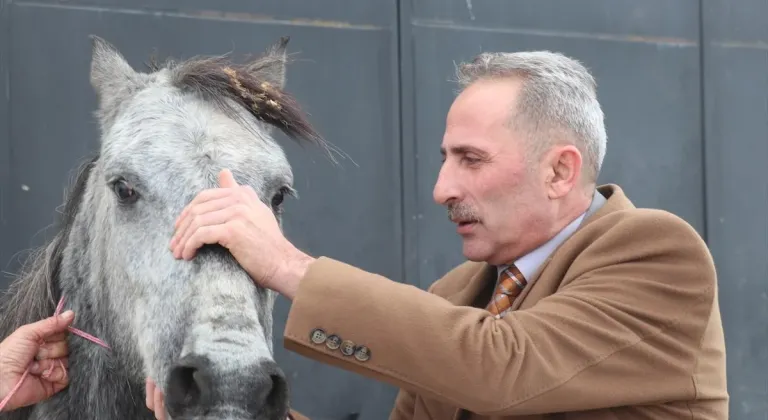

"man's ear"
[88,35,145,129]
[244,36,290,90]
[545,144,583,199]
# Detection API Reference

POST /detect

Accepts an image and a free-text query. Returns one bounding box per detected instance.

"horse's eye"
[112,179,138,204]
[271,190,285,208]
[270,186,293,210]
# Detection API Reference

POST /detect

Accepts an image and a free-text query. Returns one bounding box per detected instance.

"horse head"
[0,35,330,420]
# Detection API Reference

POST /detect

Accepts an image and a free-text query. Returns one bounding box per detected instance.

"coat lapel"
[445,263,497,308]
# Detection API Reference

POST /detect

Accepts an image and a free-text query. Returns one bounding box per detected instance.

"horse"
[0,34,334,420]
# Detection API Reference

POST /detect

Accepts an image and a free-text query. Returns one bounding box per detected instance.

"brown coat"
[283,184,729,419]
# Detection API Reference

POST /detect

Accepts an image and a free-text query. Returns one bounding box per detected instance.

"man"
[156,51,729,419]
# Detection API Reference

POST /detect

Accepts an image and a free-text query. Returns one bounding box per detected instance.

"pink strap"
[0,296,109,412]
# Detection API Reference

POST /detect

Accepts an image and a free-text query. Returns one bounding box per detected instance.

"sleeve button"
[310,328,327,344]
[340,340,356,356]
[326,334,341,350]
[354,346,371,362]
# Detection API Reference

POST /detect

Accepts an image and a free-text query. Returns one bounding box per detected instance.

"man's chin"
[460,238,492,262]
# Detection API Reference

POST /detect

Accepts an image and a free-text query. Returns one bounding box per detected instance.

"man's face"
[433,77,554,265]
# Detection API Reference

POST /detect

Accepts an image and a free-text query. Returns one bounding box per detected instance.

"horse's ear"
[89,35,139,106]
[244,36,290,90]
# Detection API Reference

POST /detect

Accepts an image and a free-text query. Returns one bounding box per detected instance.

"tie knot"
[486,264,528,317]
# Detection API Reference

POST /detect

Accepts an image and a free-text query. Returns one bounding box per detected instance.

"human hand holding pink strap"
[0,308,74,412]
[0,296,110,413]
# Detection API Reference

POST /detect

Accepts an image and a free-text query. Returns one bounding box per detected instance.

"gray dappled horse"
[0,35,332,420]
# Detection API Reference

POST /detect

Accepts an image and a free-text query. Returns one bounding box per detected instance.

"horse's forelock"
[157,52,335,159]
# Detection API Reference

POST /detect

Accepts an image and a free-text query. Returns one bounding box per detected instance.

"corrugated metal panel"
[0,1,765,418]
[0,0,11,268]
[703,0,768,417]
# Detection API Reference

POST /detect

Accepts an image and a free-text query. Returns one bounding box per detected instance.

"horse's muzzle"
[164,353,289,419]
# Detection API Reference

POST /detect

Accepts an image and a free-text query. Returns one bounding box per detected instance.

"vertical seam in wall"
[396,0,418,287]
[396,0,405,284]
[0,0,11,272]
[697,0,708,244]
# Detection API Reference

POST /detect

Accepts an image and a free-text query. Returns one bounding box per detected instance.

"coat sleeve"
[282,211,717,416]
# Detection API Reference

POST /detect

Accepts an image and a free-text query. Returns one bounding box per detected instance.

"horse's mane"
[0,154,98,364]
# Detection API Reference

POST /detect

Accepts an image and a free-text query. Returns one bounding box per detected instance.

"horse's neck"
[22,339,152,420]
[19,297,154,420]
[30,265,153,418]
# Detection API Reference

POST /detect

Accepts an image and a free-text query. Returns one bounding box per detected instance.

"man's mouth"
[451,218,479,227]
[453,219,479,234]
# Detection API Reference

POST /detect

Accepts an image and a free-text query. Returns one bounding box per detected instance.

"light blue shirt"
[496,190,607,282]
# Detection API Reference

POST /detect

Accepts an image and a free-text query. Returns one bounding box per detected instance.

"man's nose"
[433,165,460,205]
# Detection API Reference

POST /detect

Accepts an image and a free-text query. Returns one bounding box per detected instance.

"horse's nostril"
[248,360,289,418]
[168,366,201,405]
[164,356,289,418]
[165,355,212,417]
[266,373,288,410]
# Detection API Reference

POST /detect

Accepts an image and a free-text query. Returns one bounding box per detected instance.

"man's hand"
[0,311,74,411]
[145,377,165,420]
[169,169,315,299]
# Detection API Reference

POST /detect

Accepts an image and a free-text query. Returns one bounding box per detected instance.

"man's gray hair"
[455,51,607,182]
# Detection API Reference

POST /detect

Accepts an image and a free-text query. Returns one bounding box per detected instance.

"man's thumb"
[25,311,75,339]
[218,169,239,188]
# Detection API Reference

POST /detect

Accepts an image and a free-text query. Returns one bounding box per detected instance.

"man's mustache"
[447,203,480,223]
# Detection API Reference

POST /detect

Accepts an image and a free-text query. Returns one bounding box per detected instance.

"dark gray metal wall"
[0,1,765,419]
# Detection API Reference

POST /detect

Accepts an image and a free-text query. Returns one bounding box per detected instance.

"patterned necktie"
[486,264,527,318]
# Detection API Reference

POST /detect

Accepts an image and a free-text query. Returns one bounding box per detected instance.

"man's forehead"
[441,116,498,155]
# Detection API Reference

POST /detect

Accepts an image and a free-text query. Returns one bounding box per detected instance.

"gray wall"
[0,1,765,419]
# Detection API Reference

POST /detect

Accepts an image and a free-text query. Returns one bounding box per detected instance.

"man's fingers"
[173,207,240,258]
[43,362,68,384]
[50,377,70,396]
[29,358,68,375]
[44,332,68,343]
[154,387,166,420]
[30,358,69,383]
[180,225,220,260]
[180,223,233,261]
[146,377,167,420]
[170,196,238,253]
[173,188,234,228]
[146,377,155,411]
[36,339,69,360]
